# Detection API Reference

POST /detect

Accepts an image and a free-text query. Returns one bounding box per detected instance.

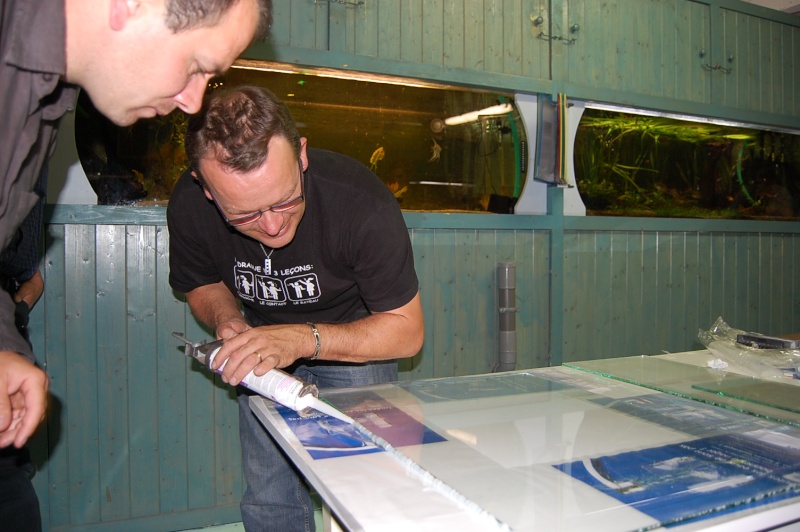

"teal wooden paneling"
[719,7,800,116]
[443,0,465,69]
[560,228,800,363]
[65,224,101,526]
[41,224,69,529]
[407,226,551,378]
[155,226,191,514]
[429,228,457,378]
[401,228,433,378]
[452,230,479,376]
[95,225,130,522]
[34,220,243,531]
[561,0,711,103]
[127,226,159,518]
[268,0,324,50]
[274,0,550,80]
[246,0,800,132]
[511,228,551,370]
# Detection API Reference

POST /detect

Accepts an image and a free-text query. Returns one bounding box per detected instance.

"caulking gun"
[172,332,353,423]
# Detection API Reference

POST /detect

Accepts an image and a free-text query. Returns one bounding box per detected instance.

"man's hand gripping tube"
[173,332,319,417]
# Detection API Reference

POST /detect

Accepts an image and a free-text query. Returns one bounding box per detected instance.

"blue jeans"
[238,360,398,532]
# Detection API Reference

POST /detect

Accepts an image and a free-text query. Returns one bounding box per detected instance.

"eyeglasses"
[212,160,305,227]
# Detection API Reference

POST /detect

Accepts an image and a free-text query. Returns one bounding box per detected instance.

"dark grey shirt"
[1,0,77,360]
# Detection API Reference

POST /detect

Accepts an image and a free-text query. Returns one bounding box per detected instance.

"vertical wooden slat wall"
[404,226,551,378]
[559,229,800,363]
[266,0,550,82]
[36,222,244,532]
[561,0,713,102]
[719,7,800,116]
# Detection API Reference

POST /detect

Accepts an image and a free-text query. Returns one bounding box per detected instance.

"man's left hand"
[13,270,43,310]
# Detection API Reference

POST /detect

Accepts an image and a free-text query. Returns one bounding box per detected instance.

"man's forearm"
[185,281,245,330]
[311,292,424,363]
[199,292,424,385]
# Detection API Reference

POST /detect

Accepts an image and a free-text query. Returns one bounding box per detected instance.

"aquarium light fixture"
[443,103,515,126]
[232,60,470,90]
[409,181,474,187]
[584,101,800,135]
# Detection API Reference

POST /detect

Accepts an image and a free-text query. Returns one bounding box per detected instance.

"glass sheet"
[692,378,800,415]
[251,367,800,532]
[565,356,800,427]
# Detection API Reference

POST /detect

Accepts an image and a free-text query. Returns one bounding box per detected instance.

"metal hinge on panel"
[315,0,364,7]
[699,50,733,74]
[536,23,579,45]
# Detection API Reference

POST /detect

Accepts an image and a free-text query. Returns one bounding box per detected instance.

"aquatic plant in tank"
[574,109,800,220]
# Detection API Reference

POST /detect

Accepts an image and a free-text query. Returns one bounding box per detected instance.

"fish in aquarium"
[369,146,385,172]
[428,138,442,163]
[386,181,408,200]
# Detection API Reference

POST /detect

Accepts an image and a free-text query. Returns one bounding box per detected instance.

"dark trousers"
[0,446,41,531]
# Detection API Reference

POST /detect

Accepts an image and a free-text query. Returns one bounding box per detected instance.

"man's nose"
[257,210,285,237]
[175,76,209,114]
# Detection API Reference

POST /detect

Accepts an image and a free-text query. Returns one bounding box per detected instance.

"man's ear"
[299,137,309,171]
[109,0,137,31]
[191,170,214,199]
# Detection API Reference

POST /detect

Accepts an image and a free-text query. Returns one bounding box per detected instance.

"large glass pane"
[75,61,525,213]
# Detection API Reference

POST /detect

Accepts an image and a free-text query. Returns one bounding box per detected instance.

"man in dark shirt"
[168,86,424,531]
[0,0,273,528]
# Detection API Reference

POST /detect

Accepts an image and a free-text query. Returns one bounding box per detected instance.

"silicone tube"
[206,346,353,423]
[207,346,317,415]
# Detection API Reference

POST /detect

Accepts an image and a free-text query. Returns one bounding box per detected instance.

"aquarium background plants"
[574,109,800,220]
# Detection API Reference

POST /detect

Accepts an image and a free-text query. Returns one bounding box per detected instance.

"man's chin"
[108,108,159,127]
[106,113,138,127]
[256,230,296,250]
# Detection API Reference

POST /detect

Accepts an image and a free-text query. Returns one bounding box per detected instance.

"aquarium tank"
[574,108,800,220]
[75,60,800,220]
[74,61,525,213]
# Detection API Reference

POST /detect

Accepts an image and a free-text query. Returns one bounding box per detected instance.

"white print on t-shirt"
[234,262,320,307]
[256,276,285,302]
[236,270,256,300]
[286,273,318,300]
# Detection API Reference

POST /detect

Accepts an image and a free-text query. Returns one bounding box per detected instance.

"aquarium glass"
[575,109,800,220]
[75,61,525,212]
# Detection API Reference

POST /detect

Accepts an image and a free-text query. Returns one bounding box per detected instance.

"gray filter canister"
[497,262,517,372]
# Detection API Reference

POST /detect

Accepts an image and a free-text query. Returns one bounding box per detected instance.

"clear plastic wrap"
[698,317,800,380]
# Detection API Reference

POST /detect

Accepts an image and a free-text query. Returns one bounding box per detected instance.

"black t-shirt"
[167,148,418,327]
